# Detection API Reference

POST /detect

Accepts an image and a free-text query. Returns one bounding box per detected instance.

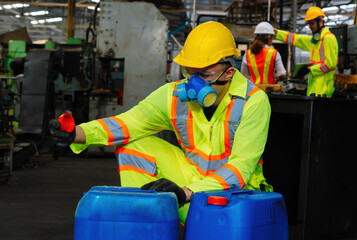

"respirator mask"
[177,74,218,108]
[311,32,321,44]
[176,58,236,107]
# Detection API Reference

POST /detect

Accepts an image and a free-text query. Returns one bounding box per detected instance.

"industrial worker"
[274,6,338,97]
[49,21,272,225]
[241,21,286,84]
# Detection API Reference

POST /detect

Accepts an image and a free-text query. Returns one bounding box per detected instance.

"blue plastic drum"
[74,186,179,240]
[185,189,289,240]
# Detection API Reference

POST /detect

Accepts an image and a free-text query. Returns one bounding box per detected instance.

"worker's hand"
[49,119,76,147]
[273,28,278,34]
[141,178,187,204]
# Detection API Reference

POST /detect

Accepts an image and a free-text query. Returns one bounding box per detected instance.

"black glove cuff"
[186,187,194,202]
[176,188,187,205]
[70,127,76,142]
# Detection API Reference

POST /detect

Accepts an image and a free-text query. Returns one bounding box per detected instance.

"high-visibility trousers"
[117,135,273,224]
[117,135,198,224]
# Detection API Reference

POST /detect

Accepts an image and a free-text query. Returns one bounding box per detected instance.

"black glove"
[141,178,187,204]
[49,119,76,147]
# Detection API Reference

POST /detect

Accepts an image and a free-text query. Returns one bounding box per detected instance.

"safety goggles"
[306,17,320,26]
[181,66,229,85]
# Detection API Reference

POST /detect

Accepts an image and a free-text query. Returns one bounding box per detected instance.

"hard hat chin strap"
[311,17,325,44]
[312,17,325,34]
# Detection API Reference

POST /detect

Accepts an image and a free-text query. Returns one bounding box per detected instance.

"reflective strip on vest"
[286,32,296,45]
[310,32,336,73]
[209,164,245,189]
[171,80,261,189]
[171,84,194,149]
[96,116,130,146]
[116,147,157,177]
[247,50,261,84]
[247,48,277,85]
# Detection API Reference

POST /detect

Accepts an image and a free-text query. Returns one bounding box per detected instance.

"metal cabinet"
[264,94,357,239]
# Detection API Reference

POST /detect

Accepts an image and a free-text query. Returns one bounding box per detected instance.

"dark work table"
[264,93,357,240]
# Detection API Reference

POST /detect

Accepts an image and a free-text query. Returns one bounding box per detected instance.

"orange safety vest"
[246,48,277,85]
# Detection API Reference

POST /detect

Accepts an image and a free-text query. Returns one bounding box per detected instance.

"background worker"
[274,6,338,97]
[240,21,286,85]
[50,21,272,225]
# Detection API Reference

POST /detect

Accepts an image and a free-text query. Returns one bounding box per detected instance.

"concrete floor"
[2,152,355,240]
[0,154,120,240]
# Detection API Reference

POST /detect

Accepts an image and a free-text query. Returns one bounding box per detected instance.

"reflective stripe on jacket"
[70,69,271,193]
[276,28,338,97]
[171,80,260,189]
[246,48,277,85]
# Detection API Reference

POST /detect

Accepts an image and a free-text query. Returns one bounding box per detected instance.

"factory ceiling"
[0,0,355,46]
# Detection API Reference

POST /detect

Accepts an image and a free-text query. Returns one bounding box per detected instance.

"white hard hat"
[254,22,275,35]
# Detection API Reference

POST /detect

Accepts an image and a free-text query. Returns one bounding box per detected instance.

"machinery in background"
[85,1,168,154]
[330,25,357,98]
[93,1,168,113]
[0,1,170,168]
[0,40,27,179]
[0,137,12,183]
[0,76,16,182]
[12,49,58,169]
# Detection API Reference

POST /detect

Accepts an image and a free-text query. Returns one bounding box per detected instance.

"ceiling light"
[12,3,29,8]
[46,17,63,23]
[24,10,49,16]
[340,4,356,11]
[2,3,29,9]
[328,15,343,19]
[87,6,100,11]
[322,6,339,12]
[30,17,63,25]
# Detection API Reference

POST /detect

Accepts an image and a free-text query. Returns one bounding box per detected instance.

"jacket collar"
[321,27,330,38]
[227,68,248,99]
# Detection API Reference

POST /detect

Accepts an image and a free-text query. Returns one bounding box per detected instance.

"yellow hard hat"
[305,6,326,21]
[173,21,240,69]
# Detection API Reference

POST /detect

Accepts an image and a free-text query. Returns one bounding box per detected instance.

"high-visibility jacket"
[276,27,338,97]
[70,69,272,193]
[246,48,277,85]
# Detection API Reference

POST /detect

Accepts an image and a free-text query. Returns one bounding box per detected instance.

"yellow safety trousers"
[118,135,272,224]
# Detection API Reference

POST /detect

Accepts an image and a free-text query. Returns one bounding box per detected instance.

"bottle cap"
[207,196,228,205]
[58,113,75,132]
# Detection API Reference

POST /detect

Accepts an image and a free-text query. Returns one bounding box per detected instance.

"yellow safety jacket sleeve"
[276,29,312,52]
[186,85,271,193]
[70,84,174,153]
